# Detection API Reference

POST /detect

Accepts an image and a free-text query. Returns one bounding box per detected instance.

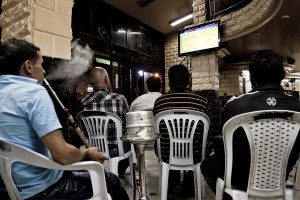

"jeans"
[27,171,129,200]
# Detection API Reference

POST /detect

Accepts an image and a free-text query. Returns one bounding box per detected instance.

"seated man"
[0,39,129,200]
[153,64,210,197]
[201,49,300,198]
[130,75,162,112]
[80,67,130,177]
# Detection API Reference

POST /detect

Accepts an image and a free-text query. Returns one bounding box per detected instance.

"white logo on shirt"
[267,97,276,106]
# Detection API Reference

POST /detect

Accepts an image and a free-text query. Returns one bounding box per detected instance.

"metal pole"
[137,143,147,200]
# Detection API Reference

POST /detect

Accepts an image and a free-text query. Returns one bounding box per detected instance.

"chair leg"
[286,188,293,200]
[216,178,224,200]
[109,157,119,175]
[161,163,169,200]
[194,165,202,200]
[159,162,162,194]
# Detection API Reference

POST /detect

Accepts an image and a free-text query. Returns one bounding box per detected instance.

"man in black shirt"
[201,49,300,197]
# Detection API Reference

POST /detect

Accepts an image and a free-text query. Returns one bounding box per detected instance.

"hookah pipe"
[43,79,90,148]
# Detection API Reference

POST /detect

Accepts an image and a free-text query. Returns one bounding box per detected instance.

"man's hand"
[84,147,107,164]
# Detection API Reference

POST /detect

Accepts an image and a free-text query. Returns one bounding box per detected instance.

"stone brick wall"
[219,69,241,96]
[164,32,186,91]
[0,0,73,60]
[191,53,220,91]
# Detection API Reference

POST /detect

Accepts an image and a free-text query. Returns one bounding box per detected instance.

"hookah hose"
[43,79,90,148]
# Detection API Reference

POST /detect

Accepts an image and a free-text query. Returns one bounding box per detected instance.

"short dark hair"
[249,49,285,84]
[0,39,40,75]
[168,64,190,89]
[146,76,161,92]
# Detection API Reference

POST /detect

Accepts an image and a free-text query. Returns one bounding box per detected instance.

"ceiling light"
[169,13,193,27]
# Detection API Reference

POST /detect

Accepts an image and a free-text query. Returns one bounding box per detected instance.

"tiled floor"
[103,146,300,200]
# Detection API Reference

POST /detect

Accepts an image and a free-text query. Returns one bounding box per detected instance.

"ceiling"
[103,0,193,34]
[103,0,300,76]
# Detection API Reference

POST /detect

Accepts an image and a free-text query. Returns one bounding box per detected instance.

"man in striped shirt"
[153,64,210,197]
[80,67,130,177]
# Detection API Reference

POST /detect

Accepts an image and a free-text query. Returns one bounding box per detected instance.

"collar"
[0,75,39,84]
[93,87,110,92]
[250,83,284,92]
[168,87,192,93]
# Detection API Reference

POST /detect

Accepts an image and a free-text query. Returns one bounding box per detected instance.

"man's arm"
[121,96,130,131]
[41,129,106,165]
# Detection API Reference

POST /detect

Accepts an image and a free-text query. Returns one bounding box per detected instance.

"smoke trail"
[45,39,94,81]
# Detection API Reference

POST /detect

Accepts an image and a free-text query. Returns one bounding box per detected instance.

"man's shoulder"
[157,91,207,101]
[136,92,161,100]
[154,91,209,113]
[108,93,129,109]
[227,91,257,104]
[110,92,128,100]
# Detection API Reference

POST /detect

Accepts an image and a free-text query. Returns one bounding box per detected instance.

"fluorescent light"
[131,32,142,35]
[117,29,141,35]
[170,13,193,27]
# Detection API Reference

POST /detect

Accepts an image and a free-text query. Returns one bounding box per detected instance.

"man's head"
[146,76,161,92]
[0,39,45,84]
[249,49,285,86]
[168,64,191,89]
[88,67,112,90]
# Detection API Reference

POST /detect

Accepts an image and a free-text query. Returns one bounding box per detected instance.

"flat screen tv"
[178,20,220,56]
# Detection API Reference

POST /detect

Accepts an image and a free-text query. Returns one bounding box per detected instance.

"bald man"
[80,67,130,177]
[88,67,112,91]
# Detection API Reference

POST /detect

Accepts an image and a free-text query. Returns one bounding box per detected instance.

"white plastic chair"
[76,111,133,185]
[0,139,111,200]
[154,109,210,200]
[216,110,300,200]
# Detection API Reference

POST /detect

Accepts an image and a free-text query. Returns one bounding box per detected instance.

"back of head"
[0,39,40,75]
[249,49,285,85]
[89,66,112,90]
[146,76,162,92]
[168,64,190,89]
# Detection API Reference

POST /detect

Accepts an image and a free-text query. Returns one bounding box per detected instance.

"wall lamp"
[169,13,193,27]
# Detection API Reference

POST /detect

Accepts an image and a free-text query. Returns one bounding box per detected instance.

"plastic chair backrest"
[77,110,124,157]
[0,139,111,200]
[222,110,300,198]
[154,109,210,166]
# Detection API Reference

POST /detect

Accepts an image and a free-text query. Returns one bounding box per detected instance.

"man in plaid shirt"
[80,67,130,177]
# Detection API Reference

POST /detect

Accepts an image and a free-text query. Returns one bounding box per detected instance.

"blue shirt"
[0,75,63,199]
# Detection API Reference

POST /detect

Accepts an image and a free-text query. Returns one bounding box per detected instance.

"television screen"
[178,20,220,56]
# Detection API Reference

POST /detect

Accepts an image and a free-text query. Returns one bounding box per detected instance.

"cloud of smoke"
[45,39,94,81]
